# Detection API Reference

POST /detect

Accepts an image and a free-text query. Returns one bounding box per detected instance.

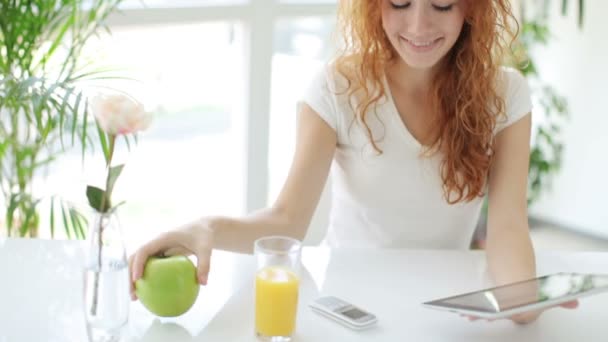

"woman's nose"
[407,6,434,35]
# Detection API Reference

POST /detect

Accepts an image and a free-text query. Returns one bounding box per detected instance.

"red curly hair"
[335,0,518,204]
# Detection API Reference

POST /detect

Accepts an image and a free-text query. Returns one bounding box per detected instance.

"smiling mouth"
[401,37,444,51]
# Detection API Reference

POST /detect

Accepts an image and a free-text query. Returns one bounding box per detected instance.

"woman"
[129,0,577,323]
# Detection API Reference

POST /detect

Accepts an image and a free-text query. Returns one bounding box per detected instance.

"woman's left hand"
[462,300,579,324]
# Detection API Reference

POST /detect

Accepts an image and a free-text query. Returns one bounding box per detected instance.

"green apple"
[135,255,200,317]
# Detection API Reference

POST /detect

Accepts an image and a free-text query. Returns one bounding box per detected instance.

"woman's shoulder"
[309,60,353,95]
[494,66,533,132]
[496,66,529,96]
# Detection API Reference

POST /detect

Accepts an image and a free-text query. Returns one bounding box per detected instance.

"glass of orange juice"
[254,236,302,341]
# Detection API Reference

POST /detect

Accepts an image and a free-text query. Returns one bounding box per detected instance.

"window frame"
[105,0,337,213]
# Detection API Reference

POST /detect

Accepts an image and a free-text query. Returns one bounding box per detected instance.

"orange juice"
[255,266,300,337]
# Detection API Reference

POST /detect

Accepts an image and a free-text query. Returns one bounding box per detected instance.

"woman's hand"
[128,218,215,301]
[462,300,579,324]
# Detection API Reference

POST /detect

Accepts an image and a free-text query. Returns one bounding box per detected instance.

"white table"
[1,238,608,341]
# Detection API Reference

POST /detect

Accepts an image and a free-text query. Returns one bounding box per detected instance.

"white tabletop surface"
[1,237,608,341]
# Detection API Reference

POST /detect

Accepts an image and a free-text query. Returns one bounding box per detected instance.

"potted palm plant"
[522,0,584,203]
[0,0,123,238]
[472,0,585,248]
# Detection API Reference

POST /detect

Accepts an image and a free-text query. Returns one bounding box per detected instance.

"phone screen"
[426,273,608,313]
[341,307,369,320]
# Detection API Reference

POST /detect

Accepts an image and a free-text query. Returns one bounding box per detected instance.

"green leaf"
[112,201,127,210]
[106,164,124,197]
[578,0,584,28]
[561,0,585,28]
[32,155,56,169]
[74,209,88,239]
[71,92,83,146]
[51,198,88,240]
[0,139,8,158]
[86,186,110,213]
[68,207,82,240]
[56,86,75,149]
[20,200,40,237]
[50,197,56,239]
[42,12,75,66]
[5,194,19,237]
[80,99,90,161]
[61,203,72,240]
[540,161,551,172]
[96,121,111,165]
[124,135,132,151]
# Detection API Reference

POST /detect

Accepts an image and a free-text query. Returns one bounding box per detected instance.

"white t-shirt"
[299,65,532,250]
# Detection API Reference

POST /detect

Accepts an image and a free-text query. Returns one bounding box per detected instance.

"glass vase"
[83,210,130,342]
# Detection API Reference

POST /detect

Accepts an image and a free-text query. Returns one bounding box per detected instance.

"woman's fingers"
[559,300,579,309]
[195,248,213,285]
[127,224,216,301]
[163,246,193,257]
[457,299,579,324]
[131,233,179,282]
[128,254,138,300]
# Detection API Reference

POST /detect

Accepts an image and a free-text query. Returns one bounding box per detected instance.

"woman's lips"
[401,37,444,53]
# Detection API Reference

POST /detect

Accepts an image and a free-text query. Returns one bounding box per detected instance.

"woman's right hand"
[128,218,215,301]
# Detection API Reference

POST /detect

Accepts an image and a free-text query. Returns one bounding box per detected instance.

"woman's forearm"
[199,207,308,254]
[485,221,536,286]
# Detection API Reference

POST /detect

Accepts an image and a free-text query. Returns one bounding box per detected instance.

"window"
[46,22,247,244]
[268,16,336,202]
[44,1,338,246]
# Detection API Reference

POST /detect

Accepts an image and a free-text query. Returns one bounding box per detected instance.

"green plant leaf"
[80,99,90,161]
[124,135,132,151]
[42,12,74,67]
[96,121,111,165]
[20,199,40,237]
[578,0,584,28]
[61,203,72,240]
[32,155,56,169]
[74,208,88,239]
[560,0,585,28]
[86,186,110,213]
[106,164,124,198]
[71,91,83,146]
[112,201,127,210]
[50,197,56,239]
[5,193,20,237]
[0,139,8,159]
[68,206,86,240]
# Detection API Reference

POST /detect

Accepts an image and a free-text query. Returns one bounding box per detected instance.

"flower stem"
[91,135,116,316]
[99,134,116,213]
[106,135,116,169]
[90,214,105,316]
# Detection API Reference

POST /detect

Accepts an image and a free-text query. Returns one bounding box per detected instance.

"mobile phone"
[423,272,608,319]
[309,296,377,330]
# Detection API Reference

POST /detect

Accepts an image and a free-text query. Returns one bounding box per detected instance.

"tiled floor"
[530,225,608,252]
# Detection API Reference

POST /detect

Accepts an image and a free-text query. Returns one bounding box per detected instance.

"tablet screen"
[426,273,608,313]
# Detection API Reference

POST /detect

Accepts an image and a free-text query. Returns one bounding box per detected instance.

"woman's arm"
[486,113,540,323]
[209,103,337,253]
[486,113,535,287]
[130,103,336,291]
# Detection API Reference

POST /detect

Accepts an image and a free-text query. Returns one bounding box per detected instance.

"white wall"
[529,0,608,239]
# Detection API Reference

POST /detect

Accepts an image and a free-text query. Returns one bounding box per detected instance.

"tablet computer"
[422,272,608,319]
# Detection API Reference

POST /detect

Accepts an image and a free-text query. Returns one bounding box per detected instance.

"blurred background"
[0,0,606,252]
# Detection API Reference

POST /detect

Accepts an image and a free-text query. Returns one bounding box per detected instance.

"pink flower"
[90,93,152,136]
